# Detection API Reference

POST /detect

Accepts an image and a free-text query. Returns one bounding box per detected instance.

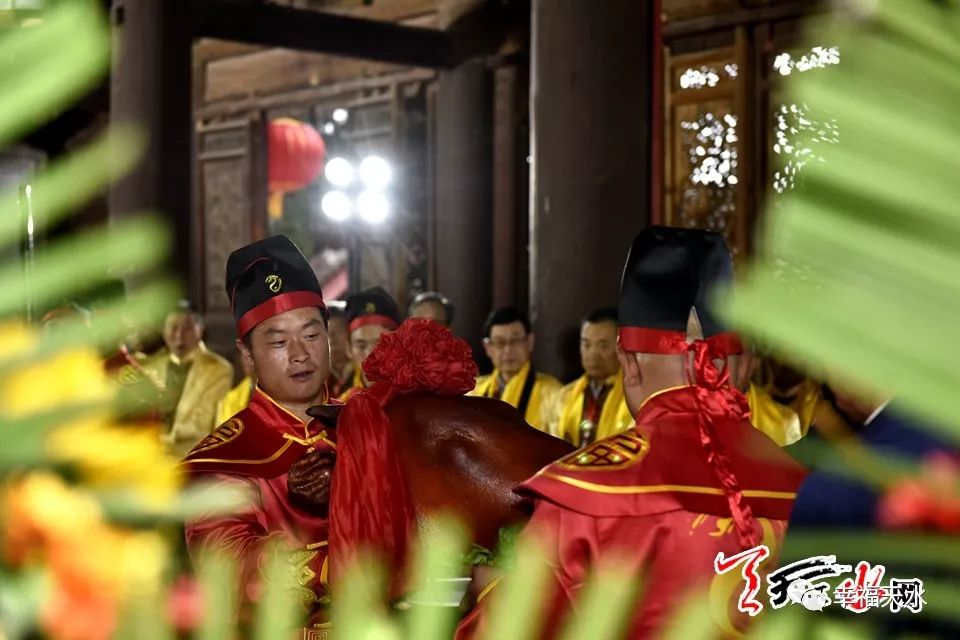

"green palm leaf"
[0,0,109,146]
[722,0,960,437]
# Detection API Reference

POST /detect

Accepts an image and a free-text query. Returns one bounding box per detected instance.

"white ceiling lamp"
[356,190,390,224]
[358,155,392,190]
[324,157,354,187]
[321,190,352,221]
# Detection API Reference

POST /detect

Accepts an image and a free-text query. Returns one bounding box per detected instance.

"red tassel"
[688,338,759,549]
[328,319,478,596]
[328,383,414,597]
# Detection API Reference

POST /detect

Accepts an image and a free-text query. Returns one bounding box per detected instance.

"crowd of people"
[115,281,807,459]
[47,229,959,639]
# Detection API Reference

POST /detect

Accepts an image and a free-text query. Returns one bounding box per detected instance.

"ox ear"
[306,403,343,429]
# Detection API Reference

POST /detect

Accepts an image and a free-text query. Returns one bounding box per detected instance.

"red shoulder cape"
[179,389,337,478]
[521,386,807,520]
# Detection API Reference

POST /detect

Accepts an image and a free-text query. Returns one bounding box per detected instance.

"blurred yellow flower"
[0,320,178,503]
[0,348,113,418]
[0,321,37,362]
[46,422,179,504]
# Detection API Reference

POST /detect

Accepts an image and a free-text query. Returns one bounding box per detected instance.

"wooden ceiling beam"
[192,0,524,70]
[663,1,814,39]
[192,0,453,68]
[446,0,528,67]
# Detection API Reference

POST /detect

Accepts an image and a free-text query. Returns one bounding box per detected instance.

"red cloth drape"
[328,319,478,596]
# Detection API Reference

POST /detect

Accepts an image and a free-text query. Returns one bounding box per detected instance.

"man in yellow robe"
[544,307,633,446]
[469,307,560,432]
[147,301,233,457]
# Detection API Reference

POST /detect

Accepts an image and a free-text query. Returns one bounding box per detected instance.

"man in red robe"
[457,227,808,639]
[180,235,337,639]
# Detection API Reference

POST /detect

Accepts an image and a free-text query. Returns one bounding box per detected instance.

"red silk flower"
[362,318,478,394]
[877,452,960,533]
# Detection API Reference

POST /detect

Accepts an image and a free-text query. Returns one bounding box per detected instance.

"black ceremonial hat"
[225,235,327,337]
[345,286,401,333]
[618,226,740,354]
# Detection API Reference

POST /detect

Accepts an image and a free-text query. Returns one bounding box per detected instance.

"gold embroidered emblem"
[191,419,244,454]
[265,274,282,293]
[709,517,736,537]
[558,431,649,471]
[287,544,330,604]
[364,302,376,314]
[690,514,735,537]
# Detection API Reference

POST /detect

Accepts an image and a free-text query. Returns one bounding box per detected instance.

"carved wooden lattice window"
[768,45,840,196]
[665,48,745,255]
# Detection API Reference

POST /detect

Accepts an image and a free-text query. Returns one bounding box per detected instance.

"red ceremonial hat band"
[348,314,399,334]
[237,291,327,337]
[618,327,743,356]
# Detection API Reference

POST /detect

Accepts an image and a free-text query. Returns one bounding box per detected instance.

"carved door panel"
[195,114,267,361]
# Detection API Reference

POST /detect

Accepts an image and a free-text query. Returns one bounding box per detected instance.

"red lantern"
[267,118,326,220]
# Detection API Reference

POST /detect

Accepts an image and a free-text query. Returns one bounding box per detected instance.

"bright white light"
[323,122,335,135]
[332,108,349,124]
[359,156,392,189]
[324,157,354,187]
[357,190,390,224]
[321,190,352,221]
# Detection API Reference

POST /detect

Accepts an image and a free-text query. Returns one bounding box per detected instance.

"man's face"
[410,300,447,326]
[580,320,619,381]
[327,315,351,375]
[483,321,533,377]
[163,312,202,359]
[239,307,330,406]
[350,324,390,370]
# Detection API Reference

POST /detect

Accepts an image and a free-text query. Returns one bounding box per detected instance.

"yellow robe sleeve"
[544,381,577,439]
[527,374,562,433]
[747,383,806,447]
[215,376,253,426]
[170,352,234,457]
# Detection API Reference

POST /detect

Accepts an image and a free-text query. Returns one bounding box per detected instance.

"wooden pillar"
[109,0,193,299]
[529,0,657,380]
[492,65,520,309]
[434,60,492,362]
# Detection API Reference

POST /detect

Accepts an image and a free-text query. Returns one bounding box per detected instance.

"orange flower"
[3,473,101,566]
[4,474,169,640]
[0,326,175,637]
[41,576,118,640]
